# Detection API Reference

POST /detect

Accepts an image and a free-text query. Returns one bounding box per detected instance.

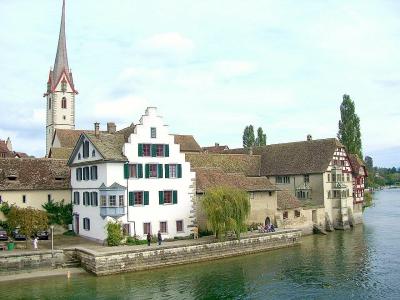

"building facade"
[68,107,196,242]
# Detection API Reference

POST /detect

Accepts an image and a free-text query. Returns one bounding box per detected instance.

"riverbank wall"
[0,250,64,274]
[74,229,301,276]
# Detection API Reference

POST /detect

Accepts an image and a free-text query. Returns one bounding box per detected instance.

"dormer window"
[62,97,67,109]
[7,175,17,181]
[55,176,65,181]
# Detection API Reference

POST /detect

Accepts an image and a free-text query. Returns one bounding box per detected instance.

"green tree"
[365,156,373,170]
[337,94,363,158]
[242,125,255,148]
[255,127,267,146]
[42,200,72,226]
[106,221,123,246]
[7,207,48,246]
[201,186,250,240]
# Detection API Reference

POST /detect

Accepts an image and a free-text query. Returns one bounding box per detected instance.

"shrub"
[42,200,72,226]
[125,236,147,245]
[106,221,123,246]
[63,230,76,236]
[0,202,12,216]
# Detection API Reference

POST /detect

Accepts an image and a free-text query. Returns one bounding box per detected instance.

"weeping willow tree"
[202,186,250,240]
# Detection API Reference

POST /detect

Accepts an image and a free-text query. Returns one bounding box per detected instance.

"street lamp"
[50,225,54,257]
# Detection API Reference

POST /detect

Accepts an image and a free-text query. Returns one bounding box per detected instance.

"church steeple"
[45,0,77,156]
[53,0,70,85]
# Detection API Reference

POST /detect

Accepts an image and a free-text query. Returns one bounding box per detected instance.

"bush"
[198,229,213,237]
[247,222,263,231]
[0,220,10,235]
[63,230,76,236]
[106,222,123,246]
[42,200,72,226]
[0,202,12,216]
[125,236,147,245]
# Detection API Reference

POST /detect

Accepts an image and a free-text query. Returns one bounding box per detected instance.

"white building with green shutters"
[68,107,196,243]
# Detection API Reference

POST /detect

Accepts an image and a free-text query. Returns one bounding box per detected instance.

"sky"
[0,0,399,167]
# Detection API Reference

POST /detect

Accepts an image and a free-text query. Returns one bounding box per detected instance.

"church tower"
[44,0,77,156]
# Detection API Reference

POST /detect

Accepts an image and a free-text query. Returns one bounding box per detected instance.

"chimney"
[107,122,116,134]
[215,142,219,147]
[94,123,100,137]
[307,134,312,141]
[6,137,12,152]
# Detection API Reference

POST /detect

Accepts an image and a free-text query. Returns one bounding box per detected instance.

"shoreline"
[0,267,87,283]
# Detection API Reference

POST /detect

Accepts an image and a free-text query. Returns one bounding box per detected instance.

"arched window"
[61,97,67,109]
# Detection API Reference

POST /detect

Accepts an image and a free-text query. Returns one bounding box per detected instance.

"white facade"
[70,107,195,243]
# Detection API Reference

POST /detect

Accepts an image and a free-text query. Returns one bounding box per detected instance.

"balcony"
[100,207,125,218]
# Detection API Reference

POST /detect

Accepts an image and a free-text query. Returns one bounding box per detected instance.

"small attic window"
[7,175,17,181]
[92,149,96,157]
[78,153,81,160]
[55,177,65,181]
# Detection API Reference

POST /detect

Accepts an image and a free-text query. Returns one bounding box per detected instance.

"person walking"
[147,232,151,246]
[157,230,162,246]
[33,236,38,250]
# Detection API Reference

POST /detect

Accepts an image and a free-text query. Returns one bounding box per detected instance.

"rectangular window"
[347,174,350,182]
[100,195,106,206]
[83,141,90,158]
[283,211,288,219]
[83,218,90,231]
[83,167,90,181]
[119,195,124,207]
[164,191,172,204]
[304,175,309,183]
[109,195,117,207]
[83,192,90,206]
[156,144,164,157]
[328,174,331,182]
[169,164,177,178]
[91,192,98,206]
[149,164,158,178]
[47,194,51,203]
[129,164,137,178]
[73,192,80,205]
[176,220,183,232]
[134,192,143,205]
[151,127,157,138]
[332,174,336,182]
[276,176,290,184]
[340,160,345,166]
[76,168,82,181]
[143,222,151,235]
[22,195,26,204]
[160,221,167,233]
[90,166,98,180]
[295,210,301,218]
[143,144,151,157]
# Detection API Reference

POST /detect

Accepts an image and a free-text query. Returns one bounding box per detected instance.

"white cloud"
[139,32,194,54]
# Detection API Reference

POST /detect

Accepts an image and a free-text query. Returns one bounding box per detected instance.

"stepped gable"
[0,158,70,191]
[277,190,301,210]
[174,135,202,152]
[194,167,276,193]
[185,153,261,177]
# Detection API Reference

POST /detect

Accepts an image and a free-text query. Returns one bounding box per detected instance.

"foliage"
[125,235,147,245]
[365,156,373,170]
[63,230,76,236]
[363,192,373,211]
[363,156,400,187]
[106,221,123,246]
[255,127,267,146]
[202,186,250,240]
[247,222,263,231]
[0,220,10,235]
[42,200,72,226]
[7,206,48,241]
[198,228,214,237]
[0,202,13,216]
[242,125,255,148]
[337,94,363,158]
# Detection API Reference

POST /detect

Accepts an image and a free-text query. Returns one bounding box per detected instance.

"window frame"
[109,195,117,207]
[176,220,184,232]
[151,127,157,138]
[143,222,151,235]
[159,221,168,233]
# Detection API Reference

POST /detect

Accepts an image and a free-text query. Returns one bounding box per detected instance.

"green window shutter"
[165,164,170,178]
[138,164,143,178]
[158,164,163,178]
[124,164,129,179]
[151,144,157,157]
[165,145,169,157]
[145,164,150,178]
[177,164,182,178]
[173,191,178,204]
[144,191,149,205]
[159,191,164,205]
[129,192,134,206]
[138,144,143,157]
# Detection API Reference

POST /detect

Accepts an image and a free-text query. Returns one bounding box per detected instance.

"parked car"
[12,229,26,241]
[0,230,8,241]
[33,231,49,240]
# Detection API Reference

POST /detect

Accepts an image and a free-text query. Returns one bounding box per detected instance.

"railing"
[100,207,125,217]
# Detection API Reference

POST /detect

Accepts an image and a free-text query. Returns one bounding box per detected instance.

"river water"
[1,189,399,299]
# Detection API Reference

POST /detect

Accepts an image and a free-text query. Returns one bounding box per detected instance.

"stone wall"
[75,230,301,276]
[0,250,64,274]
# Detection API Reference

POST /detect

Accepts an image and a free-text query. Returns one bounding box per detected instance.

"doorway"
[74,215,80,234]
[265,217,271,226]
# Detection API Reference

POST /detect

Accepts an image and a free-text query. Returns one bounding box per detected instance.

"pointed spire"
[53,0,70,84]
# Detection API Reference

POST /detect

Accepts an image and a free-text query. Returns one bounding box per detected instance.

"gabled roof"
[99,182,126,191]
[48,147,74,160]
[53,129,86,148]
[116,123,135,142]
[186,153,261,177]
[174,135,202,152]
[0,158,70,191]
[202,144,229,153]
[253,138,344,176]
[348,154,368,176]
[194,167,276,193]
[277,190,301,210]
